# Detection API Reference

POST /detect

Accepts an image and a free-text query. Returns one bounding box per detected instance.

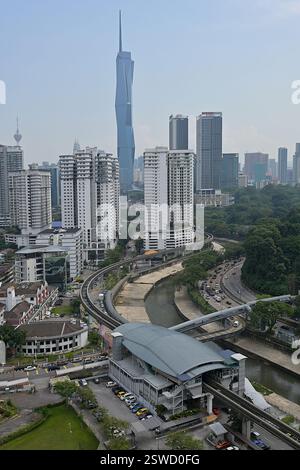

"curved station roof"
[115,323,227,382]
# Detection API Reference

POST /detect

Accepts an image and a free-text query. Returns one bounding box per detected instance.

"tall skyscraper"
[278,147,288,184]
[268,158,277,180]
[169,115,189,150]
[221,153,239,189]
[0,144,24,227]
[244,152,269,183]
[9,166,52,235]
[143,147,194,250]
[195,112,223,191]
[34,162,60,208]
[293,144,300,185]
[59,148,120,261]
[115,11,135,194]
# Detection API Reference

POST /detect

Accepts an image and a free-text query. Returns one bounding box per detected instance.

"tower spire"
[119,10,122,52]
[14,116,22,146]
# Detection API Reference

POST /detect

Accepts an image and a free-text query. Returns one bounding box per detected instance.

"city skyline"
[1,0,300,166]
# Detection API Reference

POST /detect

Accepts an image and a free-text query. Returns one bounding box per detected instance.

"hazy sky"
[1,0,300,166]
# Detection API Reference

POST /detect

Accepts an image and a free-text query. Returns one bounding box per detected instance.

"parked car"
[136,408,148,416]
[93,378,100,384]
[24,366,37,372]
[14,366,25,371]
[80,379,88,387]
[120,392,132,401]
[225,446,239,450]
[106,381,117,388]
[131,404,143,413]
[47,364,60,371]
[216,440,231,449]
[141,414,153,421]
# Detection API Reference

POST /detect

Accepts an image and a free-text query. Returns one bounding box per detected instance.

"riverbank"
[174,286,221,334]
[114,262,183,323]
[221,335,300,379]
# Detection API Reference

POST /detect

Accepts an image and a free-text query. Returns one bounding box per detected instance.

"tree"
[165,431,203,450]
[71,298,81,314]
[0,325,26,353]
[249,301,294,333]
[54,381,77,398]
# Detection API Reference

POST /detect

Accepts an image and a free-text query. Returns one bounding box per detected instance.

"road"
[221,260,256,304]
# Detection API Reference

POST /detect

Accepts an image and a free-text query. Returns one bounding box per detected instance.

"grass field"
[0,405,99,450]
[51,305,74,315]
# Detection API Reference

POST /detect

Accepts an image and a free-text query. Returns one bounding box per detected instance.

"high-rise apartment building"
[293,144,300,185]
[244,152,269,183]
[0,145,24,227]
[143,147,194,250]
[221,153,239,189]
[115,11,135,194]
[59,148,120,261]
[195,112,222,191]
[169,115,189,150]
[278,148,288,184]
[34,162,60,207]
[8,167,52,235]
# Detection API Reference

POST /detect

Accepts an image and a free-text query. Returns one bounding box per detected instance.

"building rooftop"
[20,320,87,339]
[16,245,67,255]
[4,301,31,325]
[39,227,81,235]
[115,323,226,382]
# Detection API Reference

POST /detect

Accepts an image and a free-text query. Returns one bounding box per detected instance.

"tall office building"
[268,159,277,180]
[169,115,189,150]
[33,162,60,207]
[115,11,135,194]
[0,145,24,227]
[195,112,222,191]
[278,148,288,184]
[244,152,269,183]
[59,148,120,261]
[293,144,300,185]
[143,147,194,250]
[221,153,239,189]
[9,167,52,235]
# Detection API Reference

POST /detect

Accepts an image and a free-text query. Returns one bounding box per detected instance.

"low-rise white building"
[20,320,88,356]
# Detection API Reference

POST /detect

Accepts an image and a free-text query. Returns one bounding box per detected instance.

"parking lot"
[89,381,147,424]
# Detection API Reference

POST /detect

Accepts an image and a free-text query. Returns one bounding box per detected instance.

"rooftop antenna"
[14,116,22,146]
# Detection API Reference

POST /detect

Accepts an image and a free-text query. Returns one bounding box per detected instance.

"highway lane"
[221,260,256,304]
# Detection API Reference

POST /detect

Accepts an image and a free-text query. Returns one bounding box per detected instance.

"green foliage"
[100,245,124,268]
[251,381,273,396]
[70,298,81,313]
[101,414,129,439]
[0,399,18,421]
[53,381,77,398]
[281,415,295,426]
[106,436,131,450]
[165,431,203,450]
[169,409,200,421]
[88,330,103,348]
[249,301,294,333]
[0,404,98,450]
[0,324,26,350]
[188,287,215,315]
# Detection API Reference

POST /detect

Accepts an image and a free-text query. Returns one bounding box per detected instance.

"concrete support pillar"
[207,393,213,414]
[242,418,251,438]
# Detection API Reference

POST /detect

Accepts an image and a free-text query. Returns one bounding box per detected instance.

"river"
[145,278,300,403]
